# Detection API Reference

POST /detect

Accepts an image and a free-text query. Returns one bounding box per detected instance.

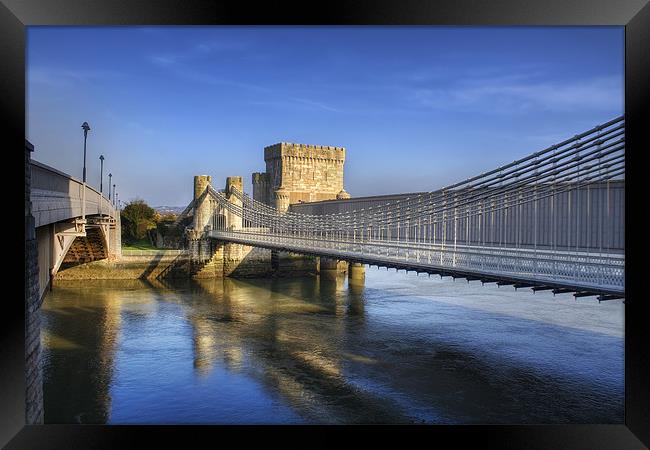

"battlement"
[252,172,269,183]
[264,142,346,162]
[265,142,345,151]
[256,141,348,208]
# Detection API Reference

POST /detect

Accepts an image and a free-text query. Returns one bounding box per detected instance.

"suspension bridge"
[181,116,625,300]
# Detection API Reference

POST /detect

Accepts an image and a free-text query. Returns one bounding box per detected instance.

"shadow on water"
[41,274,624,424]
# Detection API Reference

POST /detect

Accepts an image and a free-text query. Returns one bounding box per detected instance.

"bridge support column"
[188,237,211,260]
[319,257,347,280]
[187,235,220,276]
[348,279,365,315]
[108,213,122,260]
[348,262,365,285]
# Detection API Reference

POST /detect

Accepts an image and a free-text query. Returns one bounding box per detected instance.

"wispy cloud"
[290,97,340,112]
[149,38,250,68]
[172,66,271,93]
[148,40,272,94]
[127,121,154,135]
[150,55,177,67]
[248,97,340,113]
[409,74,622,113]
[194,40,249,54]
[29,67,124,87]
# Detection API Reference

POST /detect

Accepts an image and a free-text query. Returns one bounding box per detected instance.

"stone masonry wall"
[54,243,277,280]
[25,139,44,424]
[252,172,270,205]
[223,244,273,277]
[55,252,191,280]
[192,241,225,278]
[263,143,346,204]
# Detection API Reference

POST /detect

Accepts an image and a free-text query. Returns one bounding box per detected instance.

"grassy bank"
[122,238,157,250]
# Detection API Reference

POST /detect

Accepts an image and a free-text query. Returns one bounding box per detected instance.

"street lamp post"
[108,173,112,200]
[80,121,90,220]
[99,155,105,216]
[81,122,90,182]
[99,155,104,193]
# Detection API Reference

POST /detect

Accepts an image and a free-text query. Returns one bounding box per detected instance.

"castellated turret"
[225,176,243,229]
[252,172,270,205]
[336,189,351,200]
[193,175,212,231]
[252,142,347,210]
[273,186,290,213]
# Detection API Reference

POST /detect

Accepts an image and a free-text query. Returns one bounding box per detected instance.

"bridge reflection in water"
[41,269,623,424]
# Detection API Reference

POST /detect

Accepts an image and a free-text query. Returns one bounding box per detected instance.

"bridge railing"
[30,160,116,227]
[187,115,625,295]
[209,228,624,294]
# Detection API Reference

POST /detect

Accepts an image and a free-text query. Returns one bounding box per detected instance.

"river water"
[41,268,624,424]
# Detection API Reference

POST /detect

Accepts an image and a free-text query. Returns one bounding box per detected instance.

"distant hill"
[153,206,185,215]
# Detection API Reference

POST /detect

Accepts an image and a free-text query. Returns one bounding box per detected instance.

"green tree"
[121,198,157,241]
[156,213,181,238]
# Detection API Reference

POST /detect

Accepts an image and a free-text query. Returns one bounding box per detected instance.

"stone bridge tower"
[225,176,243,229]
[193,175,212,233]
[252,142,348,211]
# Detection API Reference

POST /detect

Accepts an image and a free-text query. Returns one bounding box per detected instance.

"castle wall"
[252,172,270,205]
[263,143,346,205]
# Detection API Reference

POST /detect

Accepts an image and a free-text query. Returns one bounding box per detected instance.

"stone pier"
[348,263,366,284]
[319,257,348,279]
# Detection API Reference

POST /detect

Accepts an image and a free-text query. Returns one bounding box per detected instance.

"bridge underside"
[62,226,108,264]
[35,215,119,300]
[210,232,624,300]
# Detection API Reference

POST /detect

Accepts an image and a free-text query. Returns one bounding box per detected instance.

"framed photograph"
[4,0,648,447]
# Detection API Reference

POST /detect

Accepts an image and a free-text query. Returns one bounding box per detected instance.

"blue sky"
[26,26,623,207]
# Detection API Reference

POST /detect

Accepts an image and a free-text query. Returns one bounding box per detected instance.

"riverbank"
[54,245,321,280]
[55,249,187,280]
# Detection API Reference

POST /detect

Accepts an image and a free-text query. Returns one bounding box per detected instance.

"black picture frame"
[3,0,648,447]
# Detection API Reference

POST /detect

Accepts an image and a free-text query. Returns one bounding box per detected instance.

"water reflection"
[41,281,125,423]
[42,269,624,424]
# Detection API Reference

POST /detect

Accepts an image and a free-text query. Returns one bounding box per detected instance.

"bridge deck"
[30,160,116,227]
[209,230,624,297]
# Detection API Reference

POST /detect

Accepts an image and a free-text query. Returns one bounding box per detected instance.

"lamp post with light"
[99,155,105,193]
[99,155,105,215]
[81,122,90,182]
[81,122,90,220]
